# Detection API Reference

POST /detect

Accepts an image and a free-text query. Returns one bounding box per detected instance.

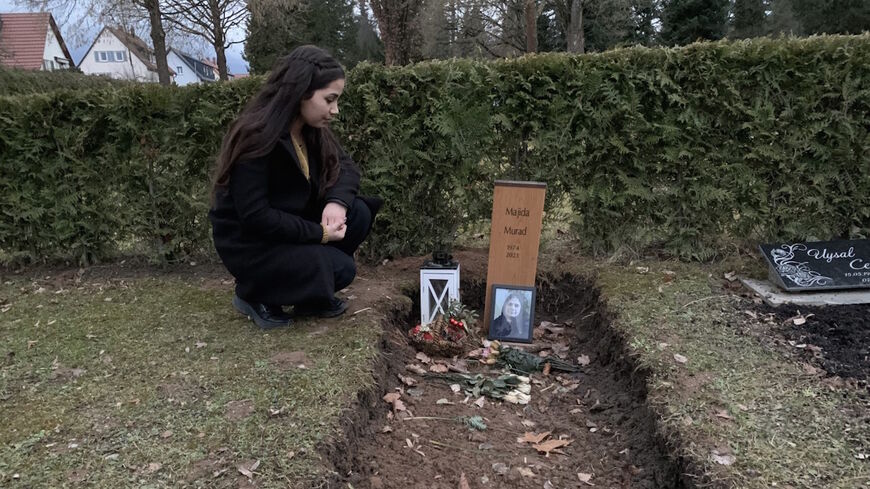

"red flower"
[422,332,434,341]
[411,324,421,335]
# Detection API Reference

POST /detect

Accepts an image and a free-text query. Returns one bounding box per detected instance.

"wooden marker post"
[484,180,547,333]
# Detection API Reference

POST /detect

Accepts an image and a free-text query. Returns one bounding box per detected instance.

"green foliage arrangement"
[0,36,868,264]
[0,67,129,96]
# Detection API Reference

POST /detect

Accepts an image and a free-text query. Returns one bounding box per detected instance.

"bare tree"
[551,0,583,52]
[369,0,424,65]
[161,0,247,80]
[523,0,536,52]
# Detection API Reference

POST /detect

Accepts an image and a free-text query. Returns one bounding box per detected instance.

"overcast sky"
[0,0,249,74]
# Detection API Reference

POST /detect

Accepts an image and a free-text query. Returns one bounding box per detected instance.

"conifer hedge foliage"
[0,67,128,96]
[0,36,867,264]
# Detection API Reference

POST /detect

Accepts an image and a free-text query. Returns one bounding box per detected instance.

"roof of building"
[168,47,216,82]
[107,26,159,72]
[0,12,73,70]
[200,58,218,70]
[80,26,175,76]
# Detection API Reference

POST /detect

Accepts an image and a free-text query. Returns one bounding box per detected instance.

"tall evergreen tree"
[628,0,661,46]
[731,0,766,38]
[583,0,634,52]
[537,8,566,51]
[660,0,729,45]
[245,0,360,74]
[766,0,802,35]
[420,0,454,59]
[792,0,870,35]
[356,0,385,62]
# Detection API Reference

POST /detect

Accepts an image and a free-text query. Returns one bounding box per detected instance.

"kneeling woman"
[209,45,380,329]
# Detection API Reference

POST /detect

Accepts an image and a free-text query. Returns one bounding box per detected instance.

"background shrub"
[0,36,867,264]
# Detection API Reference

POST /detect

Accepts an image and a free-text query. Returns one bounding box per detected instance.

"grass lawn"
[0,269,393,487]
[2,249,868,488]
[583,255,870,489]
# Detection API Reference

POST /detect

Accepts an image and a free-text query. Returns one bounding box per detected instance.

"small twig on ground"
[539,383,558,393]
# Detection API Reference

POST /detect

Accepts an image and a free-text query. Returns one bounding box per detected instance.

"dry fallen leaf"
[521,420,536,428]
[516,467,536,477]
[429,364,448,373]
[518,431,551,444]
[542,362,551,376]
[450,384,461,394]
[473,396,485,408]
[577,355,590,366]
[237,459,260,478]
[393,399,407,412]
[406,364,427,375]
[398,374,417,386]
[416,352,432,364]
[383,392,401,404]
[710,452,736,466]
[714,410,733,420]
[459,472,471,489]
[532,438,573,455]
[436,398,454,405]
[673,353,688,364]
[577,472,594,485]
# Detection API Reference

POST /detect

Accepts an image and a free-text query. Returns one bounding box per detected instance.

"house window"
[96,51,109,62]
[177,65,183,74]
[116,51,126,62]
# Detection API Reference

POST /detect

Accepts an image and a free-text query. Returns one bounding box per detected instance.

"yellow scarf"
[290,133,310,181]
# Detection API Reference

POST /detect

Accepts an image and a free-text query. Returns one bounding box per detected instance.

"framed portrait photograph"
[487,284,536,343]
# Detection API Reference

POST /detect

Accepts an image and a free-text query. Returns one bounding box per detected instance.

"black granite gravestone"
[760,239,870,291]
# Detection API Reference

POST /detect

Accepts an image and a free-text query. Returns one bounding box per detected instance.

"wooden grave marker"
[484,180,547,333]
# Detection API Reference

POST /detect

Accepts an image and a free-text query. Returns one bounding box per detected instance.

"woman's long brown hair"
[211,45,345,204]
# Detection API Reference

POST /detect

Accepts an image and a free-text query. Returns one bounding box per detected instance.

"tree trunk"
[524,0,537,53]
[210,0,229,80]
[143,0,171,85]
[371,0,421,65]
[567,0,584,53]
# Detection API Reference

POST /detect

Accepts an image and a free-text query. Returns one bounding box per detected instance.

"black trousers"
[320,197,373,295]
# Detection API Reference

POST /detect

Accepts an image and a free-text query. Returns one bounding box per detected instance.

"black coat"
[209,130,361,306]
[490,314,527,340]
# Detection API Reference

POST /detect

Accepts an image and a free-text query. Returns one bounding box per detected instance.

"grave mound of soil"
[761,303,870,383]
[320,274,691,488]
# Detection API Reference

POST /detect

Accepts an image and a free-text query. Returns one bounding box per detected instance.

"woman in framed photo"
[489,290,532,341]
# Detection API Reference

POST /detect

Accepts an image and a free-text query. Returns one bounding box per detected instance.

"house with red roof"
[78,26,175,82]
[0,12,73,71]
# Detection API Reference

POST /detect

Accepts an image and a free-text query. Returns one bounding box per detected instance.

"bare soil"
[328,272,687,489]
[760,302,870,384]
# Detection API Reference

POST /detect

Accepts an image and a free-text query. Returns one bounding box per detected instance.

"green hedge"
[0,67,128,96]
[1,36,868,264]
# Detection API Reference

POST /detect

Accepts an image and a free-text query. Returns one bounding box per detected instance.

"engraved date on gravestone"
[760,239,870,291]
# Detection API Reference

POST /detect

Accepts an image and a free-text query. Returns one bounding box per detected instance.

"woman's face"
[503,297,522,319]
[300,78,345,128]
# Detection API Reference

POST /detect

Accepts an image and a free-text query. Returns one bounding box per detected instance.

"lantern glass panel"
[427,279,448,318]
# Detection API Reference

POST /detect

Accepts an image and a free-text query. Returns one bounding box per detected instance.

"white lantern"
[420,254,460,326]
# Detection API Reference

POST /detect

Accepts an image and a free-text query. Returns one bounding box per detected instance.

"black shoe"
[232,295,293,329]
[293,297,348,318]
